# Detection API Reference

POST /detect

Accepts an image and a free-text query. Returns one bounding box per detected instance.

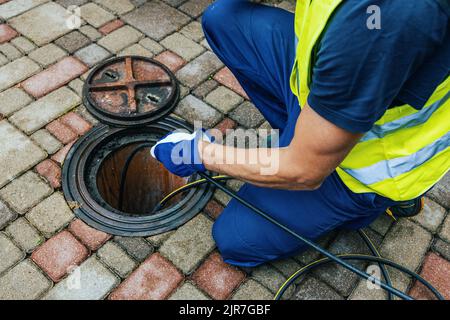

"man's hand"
[150,130,212,177]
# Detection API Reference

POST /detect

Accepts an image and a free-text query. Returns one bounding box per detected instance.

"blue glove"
[150,130,212,177]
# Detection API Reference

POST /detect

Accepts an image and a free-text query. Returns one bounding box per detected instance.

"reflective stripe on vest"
[290,0,450,201]
[361,91,450,142]
[344,131,449,185]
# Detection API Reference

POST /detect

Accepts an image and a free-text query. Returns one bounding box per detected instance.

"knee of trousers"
[202,0,245,38]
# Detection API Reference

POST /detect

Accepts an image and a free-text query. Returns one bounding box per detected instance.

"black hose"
[273,255,444,300]
[358,230,393,300]
[198,172,426,301]
[152,176,234,212]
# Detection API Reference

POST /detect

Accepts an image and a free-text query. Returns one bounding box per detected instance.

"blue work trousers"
[202,0,396,267]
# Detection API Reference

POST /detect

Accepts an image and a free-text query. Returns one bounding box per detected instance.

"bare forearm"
[199,141,322,190]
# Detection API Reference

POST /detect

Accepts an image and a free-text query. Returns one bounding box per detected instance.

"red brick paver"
[36,159,61,189]
[214,67,249,99]
[99,19,125,35]
[155,51,186,73]
[109,253,183,300]
[31,231,89,282]
[0,24,18,44]
[69,219,111,251]
[60,112,92,136]
[192,252,246,300]
[214,117,237,136]
[204,200,224,220]
[21,57,87,98]
[51,141,75,165]
[409,253,450,300]
[46,120,78,144]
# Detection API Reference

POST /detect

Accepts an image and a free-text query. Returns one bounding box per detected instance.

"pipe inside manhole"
[96,143,187,215]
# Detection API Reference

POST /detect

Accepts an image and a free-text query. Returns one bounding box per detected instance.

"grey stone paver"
[123,0,190,41]
[0,88,32,117]
[176,51,223,88]
[433,239,450,261]
[11,36,36,54]
[0,200,17,229]
[369,213,394,236]
[232,279,273,300]
[271,258,303,278]
[118,43,153,57]
[161,32,205,61]
[0,56,40,91]
[205,86,243,114]
[169,282,209,300]
[0,121,46,188]
[230,101,265,128]
[411,198,446,233]
[26,192,74,237]
[97,241,137,278]
[68,78,84,97]
[0,171,53,214]
[179,0,213,18]
[175,95,222,128]
[160,214,215,274]
[0,259,51,300]
[114,236,154,262]
[80,2,115,28]
[30,129,63,155]
[44,257,119,300]
[294,277,343,300]
[0,42,22,60]
[75,43,111,67]
[28,43,67,68]
[0,52,8,66]
[56,0,88,8]
[5,217,44,253]
[214,189,232,206]
[146,230,174,247]
[193,79,219,99]
[0,232,24,275]
[139,37,164,55]
[427,172,450,209]
[79,24,102,41]
[97,25,142,53]
[381,219,432,270]
[54,31,91,54]
[9,87,81,134]
[251,264,295,299]
[95,0,135,15]
[0,0,49,20]
[10,2,74,46]
[440,215,450,243]
[180,21,205,42]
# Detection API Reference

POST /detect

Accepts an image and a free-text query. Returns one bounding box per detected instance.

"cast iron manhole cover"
[83,55,179,127]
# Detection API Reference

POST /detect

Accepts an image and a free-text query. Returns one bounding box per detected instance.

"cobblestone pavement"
[0,0,449,300]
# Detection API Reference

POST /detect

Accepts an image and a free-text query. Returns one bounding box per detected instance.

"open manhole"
[63,56,214,237]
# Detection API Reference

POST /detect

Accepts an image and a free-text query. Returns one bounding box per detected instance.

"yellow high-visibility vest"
[290,0,450,201]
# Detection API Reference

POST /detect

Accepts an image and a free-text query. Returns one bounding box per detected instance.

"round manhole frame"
[62,116,215,237]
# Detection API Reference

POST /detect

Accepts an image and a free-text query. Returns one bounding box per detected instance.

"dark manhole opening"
[96,142,187,215]
[63,56,214,237]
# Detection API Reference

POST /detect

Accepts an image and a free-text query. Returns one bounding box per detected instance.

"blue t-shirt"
[308,0,450,133]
